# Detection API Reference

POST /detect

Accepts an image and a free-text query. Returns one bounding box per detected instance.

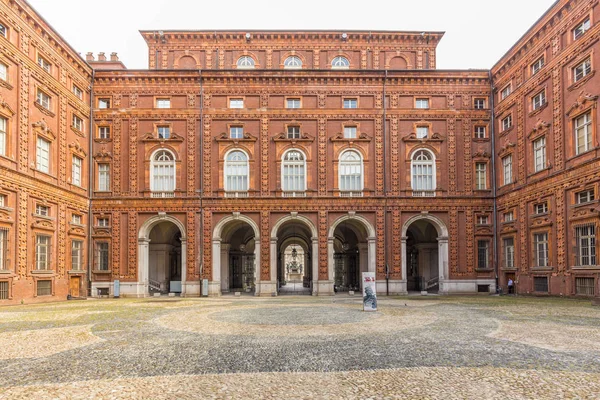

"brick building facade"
[0,0,597,303]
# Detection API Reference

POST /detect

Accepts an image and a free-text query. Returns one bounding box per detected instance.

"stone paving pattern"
[0,296,599,399]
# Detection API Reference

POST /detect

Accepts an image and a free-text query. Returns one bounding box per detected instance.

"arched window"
[339,150,363,191]
[331,56,350,69]
[284,56,302,69]
[151,150,176,193]
[225,150,249,192]
[411,149,435,192]
[282,149,306,192]
[237,56,255,69]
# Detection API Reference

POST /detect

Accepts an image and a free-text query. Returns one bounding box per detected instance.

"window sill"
[33,101,55,117]
[571,265,600,270]
[0,79,13,90]
[567,147,597,162]
[68,269,86,274]
[568,70,595,92]
[0,269,13,274]
[31,270,54,275]
[528,165,551,178]
[499,126,514,137]
[528,102,548,118]
[70,126,85,138]
[475,268,493,273]
[531,266,553,271]
[92,270,111,274]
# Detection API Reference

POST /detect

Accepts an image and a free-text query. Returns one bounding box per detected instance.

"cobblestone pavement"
[0,295,599,399]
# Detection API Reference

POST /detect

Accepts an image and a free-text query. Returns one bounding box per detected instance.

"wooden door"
[70,276,80,297]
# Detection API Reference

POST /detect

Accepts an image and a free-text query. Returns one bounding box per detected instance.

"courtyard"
[0,295,599,399]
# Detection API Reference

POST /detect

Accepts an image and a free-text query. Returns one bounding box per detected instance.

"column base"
[376,280,408,295]
[314,280,334,296]
[256,281,277,297]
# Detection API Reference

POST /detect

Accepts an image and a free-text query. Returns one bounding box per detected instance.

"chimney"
[110,52,119,62]
[86,52,94,61]
[98,52,106,61]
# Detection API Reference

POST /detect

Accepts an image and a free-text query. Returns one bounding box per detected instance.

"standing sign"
[113,280,120,298]
[362,272,377,311]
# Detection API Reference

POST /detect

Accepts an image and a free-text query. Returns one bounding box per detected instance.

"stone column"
[327,237,335,281]
[437,236,449,294]
[137,238,150,297]
[180,239,187,297]
[213,239,223,292]
[311,237,319,295]
[367,237,377,273]
[270,238,278,287]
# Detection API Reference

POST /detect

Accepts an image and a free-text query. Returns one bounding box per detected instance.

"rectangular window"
[36,89,51,110]
[575,111,592,155]
[533,277,549,293]
[156,98,170,108]
[286,98,301,109]
[98,164,110,191]
[474,126,486,139]
[534,202,548,215]
[475,163,487,190]
[415,98,429,109]
[287,126,301,139]
[573,58,592,82]
[72,115,83,131]
[533,136,546,172]
[35,235,51,270]
[474,98,486,109]
[229,98,243,108]
[157,126,170,139]
[96,242,109,271]
[71,240,83,270]
[0,62,7,81]
[0,24,5,38]
[37,55,51,73]
[230,126,244,139]
[576,189,595,204]
[477,215,489,225]
[501,115,512,131]
[416,126,429,139]
[72,85,83,100]
[573,18,591,40]
[72,155,82,186]
[344,126,357,139]
[98,126,110,139]
[503,211,514,222]
[533,232,549,267]
[575,277,595,295]
[0,281,7,299]
[0,228,7,270]
[98,98,110,109]
[531,57,544,75]
[36,137,50,173]
[532,91,546,110]
[343,98,358,109]
[0,116,6,156]
[575,224,596,266]
[477,240,489,269]
[71,214,82,224]
[503,237,515,268]
[502,155,512,185]
[35,204,49,216]
[97,217,109,227]
[501,84,511,100]
[0,194,4,207]
[36,280,52,296]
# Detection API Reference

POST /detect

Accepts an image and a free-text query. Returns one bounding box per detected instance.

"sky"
[26,0,557,70]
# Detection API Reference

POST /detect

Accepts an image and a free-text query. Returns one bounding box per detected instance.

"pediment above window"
[498,140,516,157]
[32,119,55,141]
[93,149,112,161]
[473,149,491,159]
[141,131,184,142]
[273,132,314,142]
[528,119,550,139]
[566,91,598,116]
[31,218,55,231]
[216,131,257,142]
[0,96,14,116]
[402,132,444,142]
[330,132,371,142]
[68,139,87,157]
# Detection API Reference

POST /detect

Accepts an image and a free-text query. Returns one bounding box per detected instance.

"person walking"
[508,278,514,294]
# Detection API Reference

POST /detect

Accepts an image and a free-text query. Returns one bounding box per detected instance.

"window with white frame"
[411,149,435,191]
[415,98,429,109]
[573,18,591,40]
[229,98,244,108]
[0,116,6,156]
[37,55,51,73]
[71,214,82,224]
[503,237,515,268]
[503,211,514,222]
[72,155,82,186]
[344,126,357,139]
[576,189,595,204]
[35,204,49,216]
[502,115,512,131]
[477,240,490,269]
[35,235,51,270]
[36,89,51,110]
[477,215,489,225]
[575,224,596,266]
[532,90,546,110]
[0,227,7,270]
[474,98,486,109]
[284,56,302,69]
[72,115,83,131]
[0,194,4,207]
[534,202,548,215]
[224,150,249,192]
[573,58,592,82]
[286,98,301,109]
[36,137,50,173]
[0,62,7,81]
[474,125,486,139]
[0,24,6,38]
[156,98,171,108]
[575,111,592,155]
[502,155,512,185]
[416,126,429,139]
[339,150,363,192]
[531,57,544,75]
[98,164,110,191]
[71,240,83,270]
[533,136,546,172]
[343,98,358,109]
[237,56,255,69]
[157,125,170,139]
[533,232,549,267]
[98,98,110,109]
[230,126,244,139]
[98,126,110,139]
[500,84,511,100]
[475,162,487,190]
[287,126,301,139]
[97,217,109,227]
[282,150,306,192]
[95,242,109,270]
[72,85,83,100]
[331,56,350,69]
[151,150,175,192]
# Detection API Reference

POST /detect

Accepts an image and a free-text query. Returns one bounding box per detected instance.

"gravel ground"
[0,295,599,399]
